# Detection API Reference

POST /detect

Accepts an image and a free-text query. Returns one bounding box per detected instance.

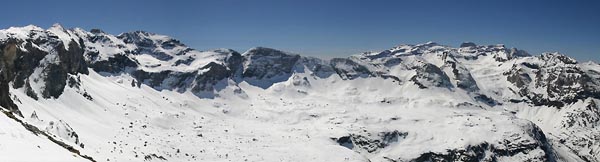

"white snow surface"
[1,68,551,162]
[0,25,598,162]
[0,110,87,162]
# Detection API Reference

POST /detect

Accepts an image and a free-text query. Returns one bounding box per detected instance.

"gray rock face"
[334,130,408,153]
[0,41,26,116]
[130,49,242,97]
[334,125,555,162]
[0,27,89,114]
[460,42,477,48]
[239,47,301,88]
[89,54,138,74]
[118,31,183,60]
[562,100,600,128]
[43,39,89,99]
[457,43,529,61]
[10,42,47,89]
[192,62,231,92]
[506,65,532,88]
[505,53,600,107]
[3,26,537,107]
[295,57,335,78]
[406,124,554,162]
[330,58,373,80]
[442,58,480,91]
[242,47,300,80]
[410,63,452,89]
[557,99,600,161]
[411,141,551,162]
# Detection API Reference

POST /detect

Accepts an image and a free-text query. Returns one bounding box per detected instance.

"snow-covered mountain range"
[0,24,598,162]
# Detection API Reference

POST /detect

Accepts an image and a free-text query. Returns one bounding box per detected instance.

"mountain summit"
[0,25,598,162]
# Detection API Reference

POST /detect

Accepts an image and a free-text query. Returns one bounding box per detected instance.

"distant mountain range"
[0,24,598,162]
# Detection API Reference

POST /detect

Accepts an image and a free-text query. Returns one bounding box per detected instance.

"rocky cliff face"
[0,25,599,162]
[1,25,561,106]
[503,53,600,107]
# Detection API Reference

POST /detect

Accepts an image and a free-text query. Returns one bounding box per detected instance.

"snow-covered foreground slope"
[0,111,87,162]
[0,24,599,162]
[7,70,553,162]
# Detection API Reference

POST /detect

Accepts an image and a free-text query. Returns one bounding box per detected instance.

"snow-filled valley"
[0,24,599,162]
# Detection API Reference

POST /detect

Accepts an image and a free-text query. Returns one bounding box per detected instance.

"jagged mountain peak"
[118,30,155,36]
[359,41,532,63]
[89,28,106,34]
[582,60,600,67]
[460,41,477,48]
[540,52,578,64]
[117,30,185,47]
[242,46,298,57]
[208,48,238,54]
[0,24,46,41]
[419,41,439,46]
[391,41,444,50]
[6,24,45,31]
[49,23,65,30]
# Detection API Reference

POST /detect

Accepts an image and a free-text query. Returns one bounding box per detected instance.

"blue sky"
[1,0,598,61]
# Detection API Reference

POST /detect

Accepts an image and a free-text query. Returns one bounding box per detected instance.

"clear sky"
[1,0,598,61]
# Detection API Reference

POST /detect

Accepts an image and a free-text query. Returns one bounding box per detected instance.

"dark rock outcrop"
[443,59,479,91]
[0,41,22,115]
[118,31,180,60]
[334,130,408,153]
[242,47,300,80]
[410,63,452,89]
[330,58,373,80]
[89,54,138,74]
[407,125,554,162]
[460,42,477,48]
[505,53,600,107]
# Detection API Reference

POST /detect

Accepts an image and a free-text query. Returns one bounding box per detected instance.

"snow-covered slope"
[0,25,598,162]
[0,110,89,162]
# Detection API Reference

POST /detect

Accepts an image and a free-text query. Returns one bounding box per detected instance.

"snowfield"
[6,70,550,162]
[0,25,598,162]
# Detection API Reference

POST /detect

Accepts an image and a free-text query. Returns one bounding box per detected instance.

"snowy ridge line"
[0,24,599,161]
[1,109,96,162]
